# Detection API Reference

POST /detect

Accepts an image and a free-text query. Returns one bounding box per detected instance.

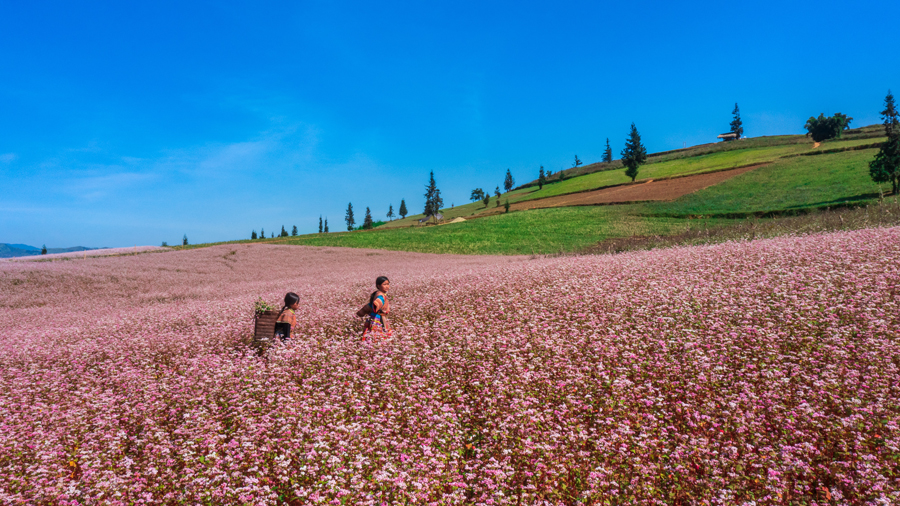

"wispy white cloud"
[195,138,277,174]
[63,171,158,201]
[153,123,323,178]
[0,153,17,163]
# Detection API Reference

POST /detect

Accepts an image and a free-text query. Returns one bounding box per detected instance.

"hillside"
[257,126,894,254]
[161,125,896,256]
[376,126,885,227]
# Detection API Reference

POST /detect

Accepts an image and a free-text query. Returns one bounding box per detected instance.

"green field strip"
[277,205,734,255]
[644,148,885,217]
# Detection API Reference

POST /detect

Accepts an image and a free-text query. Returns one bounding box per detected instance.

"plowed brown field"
[488,164,768,214]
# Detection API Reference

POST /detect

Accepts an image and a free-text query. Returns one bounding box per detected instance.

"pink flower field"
[1,230,898,505]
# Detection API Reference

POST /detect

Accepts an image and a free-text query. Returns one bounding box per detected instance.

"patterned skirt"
[362,314,392,340]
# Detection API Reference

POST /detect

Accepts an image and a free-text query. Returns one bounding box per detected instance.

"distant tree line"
[249,224,301,240]
[340,198,407,231]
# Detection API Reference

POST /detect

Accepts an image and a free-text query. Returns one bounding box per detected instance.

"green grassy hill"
[373,128,884,228]
[178,126,895,256]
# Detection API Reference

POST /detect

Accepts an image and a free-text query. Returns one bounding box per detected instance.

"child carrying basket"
[274,292,300,343]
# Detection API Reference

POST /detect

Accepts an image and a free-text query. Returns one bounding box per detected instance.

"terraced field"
[174,126,893,255]
[379,131,885,228]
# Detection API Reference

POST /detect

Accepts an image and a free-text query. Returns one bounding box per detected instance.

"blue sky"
[1,0,898,247]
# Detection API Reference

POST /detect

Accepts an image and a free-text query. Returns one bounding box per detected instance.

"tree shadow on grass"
[782,191,886,210]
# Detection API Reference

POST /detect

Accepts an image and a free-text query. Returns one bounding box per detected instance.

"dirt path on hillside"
[480,164,768,215]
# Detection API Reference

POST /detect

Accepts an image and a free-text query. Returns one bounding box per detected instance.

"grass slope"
[179,126,891,255]
[646,148,884,216]
[276,143,888,254]
[277,206,732,255]
[379,132,884,229]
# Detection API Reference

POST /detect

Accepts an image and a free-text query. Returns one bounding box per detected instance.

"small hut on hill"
[717,132,739,142]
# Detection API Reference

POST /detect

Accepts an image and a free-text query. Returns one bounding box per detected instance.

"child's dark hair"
[283,292,300,310]
[369,276,389,305]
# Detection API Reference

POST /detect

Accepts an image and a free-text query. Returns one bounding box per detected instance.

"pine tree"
[730,103,744,139]
[260,227,265,239]
[183,234,189,246]
[41,244,47,255]
[423,171,442,221]
[573,155,582,169]
[387,204,394,221]
[271,232,274,238]
[434,189,444,217]
[280,225,288,237]
[538,165,546,190]
[319,216,323,233]
[363,207,374,229]
[870,90,900,195]
[483,194,490,207]
[291,225,298,236]
[881,90,898,137]
[345,203,355,231]
[251,230,257,240]
[621,123,647,182]
[504,169,515,192]
[398,199,408,219]
[494,186,501,207]
[870,137,900,195]
[603,138,613,163]
[324,218,329,233]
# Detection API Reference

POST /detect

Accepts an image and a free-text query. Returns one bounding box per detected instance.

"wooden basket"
[253,309,280,347]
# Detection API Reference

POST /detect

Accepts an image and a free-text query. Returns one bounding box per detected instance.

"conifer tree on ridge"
[621,123,647,182]
[363,207,374,229]
[423,171,443,221]
[345,203,355,231]
[870,90,900,195]
[730,103,744,139]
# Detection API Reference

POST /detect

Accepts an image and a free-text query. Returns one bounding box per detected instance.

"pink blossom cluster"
[0,232,898,505]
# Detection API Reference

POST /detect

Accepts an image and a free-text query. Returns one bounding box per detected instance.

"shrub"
[805,113,853,142]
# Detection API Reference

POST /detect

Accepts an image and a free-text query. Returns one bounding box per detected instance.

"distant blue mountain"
[0,243,98,258]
